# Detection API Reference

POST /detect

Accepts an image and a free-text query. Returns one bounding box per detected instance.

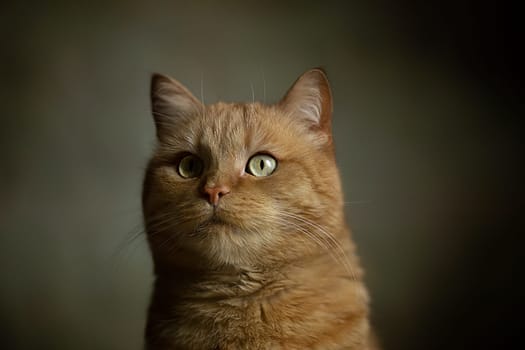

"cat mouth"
[207,215,228,225]
[197,212,235,231]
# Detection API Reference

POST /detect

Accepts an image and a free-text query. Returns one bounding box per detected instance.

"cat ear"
[150,73,203,140]
[279,68,333,134]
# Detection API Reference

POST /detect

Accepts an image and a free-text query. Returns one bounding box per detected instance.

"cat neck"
[152,243,361,304]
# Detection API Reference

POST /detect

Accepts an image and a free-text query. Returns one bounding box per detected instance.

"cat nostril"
[203,185,231,206]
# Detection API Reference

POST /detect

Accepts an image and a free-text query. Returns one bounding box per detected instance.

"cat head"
[143,68,345,270]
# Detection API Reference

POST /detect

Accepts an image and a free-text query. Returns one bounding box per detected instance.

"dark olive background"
[1,1,522,349]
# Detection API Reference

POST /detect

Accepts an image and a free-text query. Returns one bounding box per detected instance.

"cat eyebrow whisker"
[260,66,266,104]
[200,72,205,111]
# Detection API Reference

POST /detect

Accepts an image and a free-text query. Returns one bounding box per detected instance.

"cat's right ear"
[150,73,203,141]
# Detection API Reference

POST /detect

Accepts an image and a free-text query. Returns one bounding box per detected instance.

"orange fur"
[143,69,378,349]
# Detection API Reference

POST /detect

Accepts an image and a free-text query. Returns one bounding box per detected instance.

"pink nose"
[203,185,231,206]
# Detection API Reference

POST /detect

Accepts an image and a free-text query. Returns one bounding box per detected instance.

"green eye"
[246,154,277,177]
[177,154,203,178]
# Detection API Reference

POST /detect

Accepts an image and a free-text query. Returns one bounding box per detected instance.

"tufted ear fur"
[150,74,203,141]
[279,68,333,136]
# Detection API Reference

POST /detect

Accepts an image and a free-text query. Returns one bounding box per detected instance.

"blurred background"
[1,1,522,349]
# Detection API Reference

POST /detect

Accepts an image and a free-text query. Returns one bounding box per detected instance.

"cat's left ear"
[279,68,333,135]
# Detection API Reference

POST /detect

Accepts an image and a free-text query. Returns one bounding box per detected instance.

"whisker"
[260,66,266,104]
[152,111,174,119]
[200,72,206,117]
[276,212,357,280]
[343,200,372,205]
[271,216,351,278]
[250,82,255,103]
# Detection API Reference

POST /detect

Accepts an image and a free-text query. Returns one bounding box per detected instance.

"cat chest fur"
[146,265,371,350]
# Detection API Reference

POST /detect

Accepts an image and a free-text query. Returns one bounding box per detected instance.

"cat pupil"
[259,159,264,170]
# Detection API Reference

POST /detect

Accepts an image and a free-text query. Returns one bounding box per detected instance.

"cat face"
[143,69,344,268]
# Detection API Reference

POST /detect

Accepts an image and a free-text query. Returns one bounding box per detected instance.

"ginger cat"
[142,68,378,349]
